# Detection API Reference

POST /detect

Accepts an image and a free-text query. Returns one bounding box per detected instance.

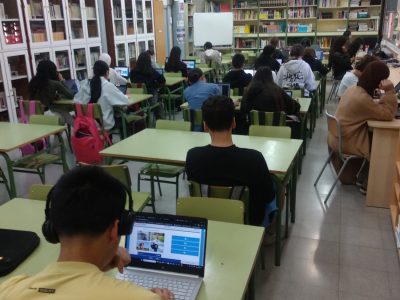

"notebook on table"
[117,212,207,300]
[182,60,196,69]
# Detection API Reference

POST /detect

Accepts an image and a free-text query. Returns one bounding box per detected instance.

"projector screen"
[193,13,233,47]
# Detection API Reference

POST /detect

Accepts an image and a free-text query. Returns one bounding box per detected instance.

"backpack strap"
[75,103,83,117]
[19,100,28,124]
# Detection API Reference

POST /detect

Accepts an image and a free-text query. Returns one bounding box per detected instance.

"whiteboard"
[193,13,233,47]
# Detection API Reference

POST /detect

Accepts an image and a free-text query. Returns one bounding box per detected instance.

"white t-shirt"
[109,68,128,86]
[73,77,128,130]
[338,71,358,97]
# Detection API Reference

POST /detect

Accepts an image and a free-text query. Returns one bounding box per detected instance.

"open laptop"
[217,83,230,97]
[117,212,207,300]
[114,66,129,78]
[182,59,196,69]
[243,69,255,76]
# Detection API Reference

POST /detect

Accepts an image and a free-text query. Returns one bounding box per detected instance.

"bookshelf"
[184,0,196,56]
[105,0,155,67]
[0,0,27,50]
[229,0,382,52]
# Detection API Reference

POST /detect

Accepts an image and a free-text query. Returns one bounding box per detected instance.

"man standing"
[185,96,276,226]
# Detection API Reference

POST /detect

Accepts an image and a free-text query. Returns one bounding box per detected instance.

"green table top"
[164,77,186,86]
[0,122,65,152]
[101,129,302,174]
[200,67,213,74]
[53,94,153,107]
[0,198,264,300]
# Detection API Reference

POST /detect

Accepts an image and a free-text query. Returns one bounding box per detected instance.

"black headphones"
[42,184,135,244]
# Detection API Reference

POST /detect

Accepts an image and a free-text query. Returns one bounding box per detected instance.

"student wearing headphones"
[0,166,173,300]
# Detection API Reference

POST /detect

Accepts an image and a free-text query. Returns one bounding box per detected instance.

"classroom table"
[0,123,68,199]
[100,129,302,265]
[0,198,264,300]
[366,120,400,208]
[53,94,154,107]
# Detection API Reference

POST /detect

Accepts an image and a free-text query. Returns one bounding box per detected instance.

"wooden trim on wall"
[103,0,116,67]
[153,0,166,65]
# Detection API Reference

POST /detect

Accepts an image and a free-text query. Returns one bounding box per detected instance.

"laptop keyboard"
[119,272,197,300]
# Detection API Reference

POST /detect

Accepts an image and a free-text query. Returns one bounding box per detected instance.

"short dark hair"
[355,54,377,72]
[262,45,275,57]
[49,166,127,237]
[270,37,279,48]
[303,47,316,59]
[290,44,304,58]
[232,53,245,68]
[202,96,235,131]
[204,42,212,50]
[188,68,203,84]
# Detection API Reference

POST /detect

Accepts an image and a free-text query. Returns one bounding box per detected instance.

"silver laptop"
[117,212,207,300]
[217,83,230,97]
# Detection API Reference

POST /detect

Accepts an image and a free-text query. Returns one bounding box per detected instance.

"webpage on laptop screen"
[127,221,206,269]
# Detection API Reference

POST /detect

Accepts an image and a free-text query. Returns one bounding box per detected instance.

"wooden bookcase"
[230,0,382,52]
[103,0,155,67]
[184,0,196,57]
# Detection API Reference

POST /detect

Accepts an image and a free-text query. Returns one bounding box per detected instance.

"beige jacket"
[328,85,397,160]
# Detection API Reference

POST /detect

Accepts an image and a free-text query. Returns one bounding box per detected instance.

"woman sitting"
[254,45,280,72]
[28,60,74,124]
[241,67,300,135]
[73,60,128,131]
[328,36,352,80]
[302,47,329,76]
[130,52,166,119]
[328,61,397,193]
[165,46,188,77]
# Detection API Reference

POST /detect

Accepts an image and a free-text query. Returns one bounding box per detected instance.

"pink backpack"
[71,104,111,164]
[19,100,45,156]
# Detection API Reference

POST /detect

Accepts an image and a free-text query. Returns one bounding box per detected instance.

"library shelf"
[232,7,259,9]
[349,18,379,21]
[316,31,345,36]
[0,108,7,113]
[260,18,286,21]
[70,18,82,21]
[318,6,349,9]
[351,31,379,36]
[51,19,65,21]
[75,66,87,71]
[258,32,286,37]
[234,19,259,22]
[58,67,70,72]
[287,17,318,20]
[318,18,347,21]
[234,33,258,37]
[29,18,45,21]
[259,6,287,9]
[287,32,315,36]
[1,18,20,22]
[349,5,381,8]
[10,75,28,81]
[233,47,258,50]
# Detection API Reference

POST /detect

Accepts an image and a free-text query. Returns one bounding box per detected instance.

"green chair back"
[21,100,44,116]
[155,120,191,131]
[249,125,291,138]
[29,114,60,125]
[28,184,53,201]
[249,110,286,126]
[130,83,148,93]
[100,164,132,188]
[284,88,304,98]
[177,197,244,224]
[74,103,106,131]
[164,72,182,77]
[196,63,209,68]
[182,108,203,131]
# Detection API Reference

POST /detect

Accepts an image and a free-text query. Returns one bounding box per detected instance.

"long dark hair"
[347,38,364,58]
[328,36,348,66]
[248,66,284,111]
[134,52,154,75]
[357,61,389,97]
[28,60,59,98]
[90,60,109,103]
[167,46,182,68]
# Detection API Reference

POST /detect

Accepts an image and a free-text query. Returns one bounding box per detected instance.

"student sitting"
[183,68,220,110]
[328,36,352,80]
[337,54,377,97]
[329,61,397,193]
[254,45,281,72]
[270,37,286,62]
[99,53,128,86]
[200,42,221,66]
[223,53,252,95]
[130,52,166,119]
[73,60,128,131]
[165,46,188,77]
[28,60,75,124]
[0,166,173,299]
[302,47,329,76]
[185,96,276,226]
[276,44,316,95]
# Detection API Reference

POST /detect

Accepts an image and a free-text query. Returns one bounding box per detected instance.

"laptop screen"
[114,67,129,78]
[243,69,254,76]
[182,60,196,69]
[217,84,230,97]
[126,212,207,277]
[155,68,164,75]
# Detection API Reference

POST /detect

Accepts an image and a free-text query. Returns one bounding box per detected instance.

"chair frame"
[314,111,366,203]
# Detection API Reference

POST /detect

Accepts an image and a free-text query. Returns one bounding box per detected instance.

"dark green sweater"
[30,80,74,107]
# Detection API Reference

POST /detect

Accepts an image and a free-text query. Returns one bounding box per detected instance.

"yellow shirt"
[0,262,160,300]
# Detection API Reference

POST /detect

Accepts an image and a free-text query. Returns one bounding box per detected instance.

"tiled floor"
[0,92,399,299]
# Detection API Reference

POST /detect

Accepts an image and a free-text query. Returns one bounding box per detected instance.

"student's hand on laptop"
[151,288,174,300]
[103,246,131,273]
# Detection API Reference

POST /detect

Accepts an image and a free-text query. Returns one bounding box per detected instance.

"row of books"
[56,53,70,69]
[235,38,257,48]
[259,23,285,33]
[319,0,342,7]
[233,10,258,20]
[74,49,86,67]
[259,0,287,7]
[32,32,47,42]
[288,7,316,18]
[27,2,44,19]
[259,9,286,20]
[287,0,316,5]
[319,10,348,18]
[53,32,65,40]
[50,4,63,19]
[287,22,313,32]
[234,25,257,34]
[260,38,286,48]
[233,1,258,9]
[69,3,81,19]
[90,51,100,66]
